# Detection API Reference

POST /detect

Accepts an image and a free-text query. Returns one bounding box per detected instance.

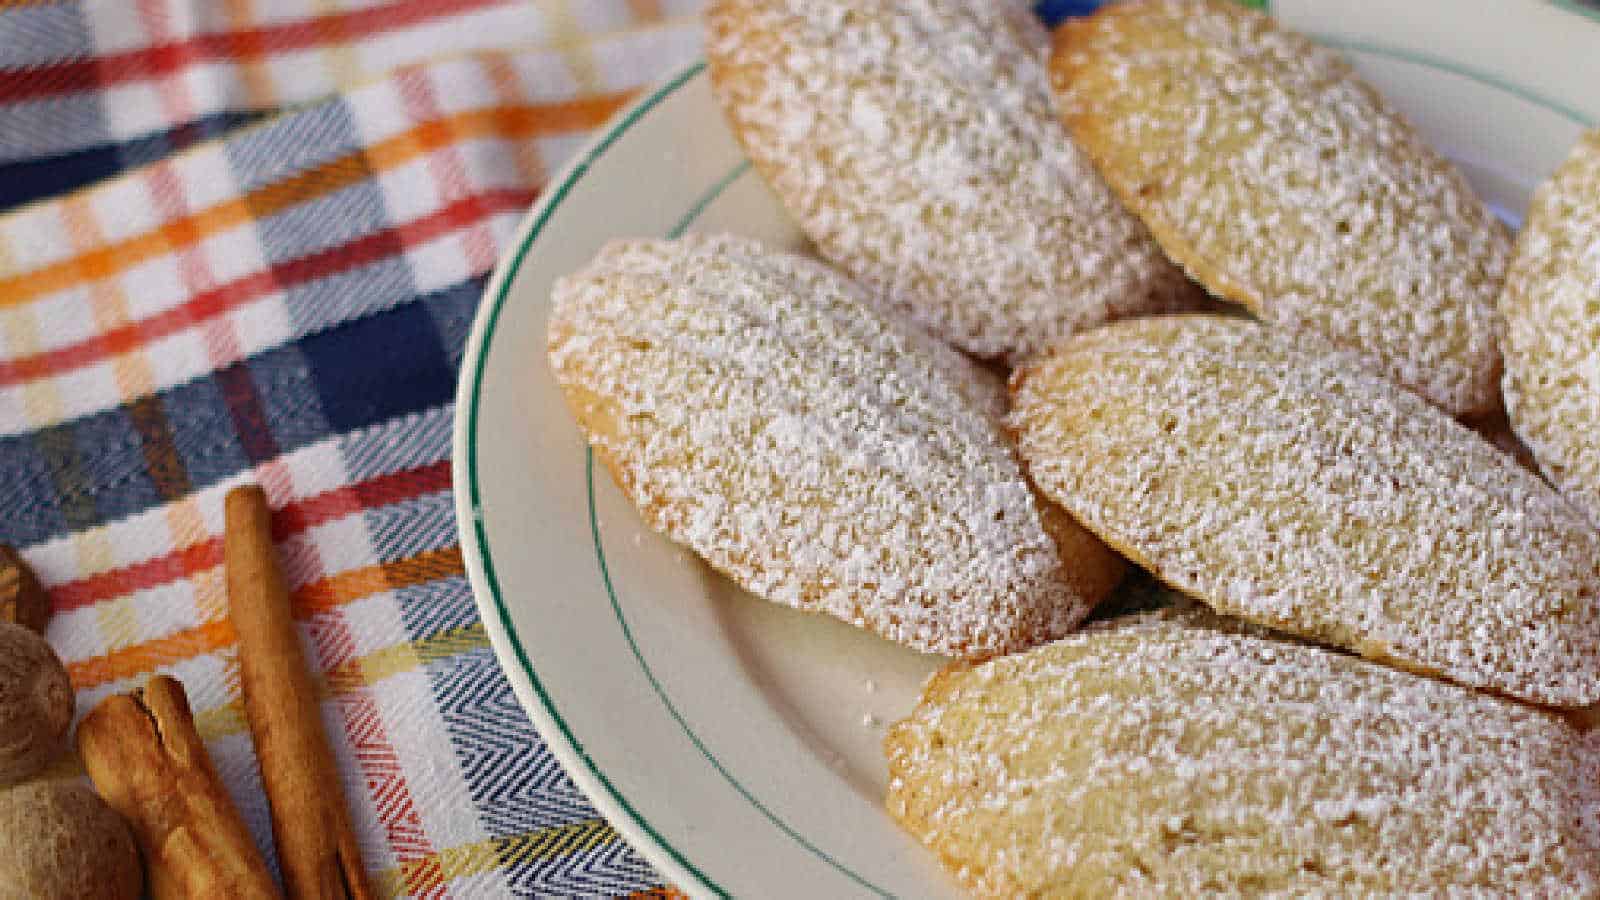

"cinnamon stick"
[0,543,50,634]
[77,675,281,900]
[1574,703,1599,733]
[225,485,374,900]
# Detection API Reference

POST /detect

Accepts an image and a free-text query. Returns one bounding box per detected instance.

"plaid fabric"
[0,2,702,897]
[0,0,704,211]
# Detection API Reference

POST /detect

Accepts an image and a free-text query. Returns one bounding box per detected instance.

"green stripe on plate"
[1549,0,1600,24]
[1314,35,1595,127]
[466,61,727,897]
[581,147,893,896]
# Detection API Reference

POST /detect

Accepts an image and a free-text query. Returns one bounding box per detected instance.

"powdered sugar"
[1501,129,1600,529]
[1010,315,1600,707]
[705,0,1193,364]
[548,234,1120,658]
[885,614,1600,895]
[1052,0,1508,416]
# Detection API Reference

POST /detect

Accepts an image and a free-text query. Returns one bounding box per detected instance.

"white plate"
[454,4,1600,896]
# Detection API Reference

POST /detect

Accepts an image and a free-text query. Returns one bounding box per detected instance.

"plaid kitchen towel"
[0,0,705,212]
[0,1,702,897]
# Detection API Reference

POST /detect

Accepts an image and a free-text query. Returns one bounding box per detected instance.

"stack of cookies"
[547,0,1600,894]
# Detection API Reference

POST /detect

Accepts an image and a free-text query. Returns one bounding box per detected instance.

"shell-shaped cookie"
[885,615,1600,897]
[1051,0,1508,417]
[1009,315,1600,707]
[548,234,1124,658]
[1502,130,1600,527]
[705,0,1193,364]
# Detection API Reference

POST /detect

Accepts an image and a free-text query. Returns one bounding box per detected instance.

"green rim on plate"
[459,31,1596,897]
[463,63,723,896]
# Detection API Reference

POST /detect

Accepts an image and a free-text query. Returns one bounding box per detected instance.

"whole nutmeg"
[0,622,73,785]
[0,780,143,900]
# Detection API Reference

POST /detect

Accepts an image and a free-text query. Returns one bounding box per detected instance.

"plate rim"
[454,12,1600,896]
[456,63,908,897]
[452,61,723,897]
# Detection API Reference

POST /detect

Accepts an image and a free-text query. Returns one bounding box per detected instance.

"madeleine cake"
[706,0,1193,364]
[886,615,1600,896]
[1501,129,1600,527]
[548,233,1125,658]
[1052,0,1508,416]
[1009,314,1600,707]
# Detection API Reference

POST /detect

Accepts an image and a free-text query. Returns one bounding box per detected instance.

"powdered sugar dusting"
[1010,315,1600,706]
[548,234,1120,658]
[885,615,1600,895]
[705,0,1193,364]
[1501,129,1600,528]
[1052,0,1507,416]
